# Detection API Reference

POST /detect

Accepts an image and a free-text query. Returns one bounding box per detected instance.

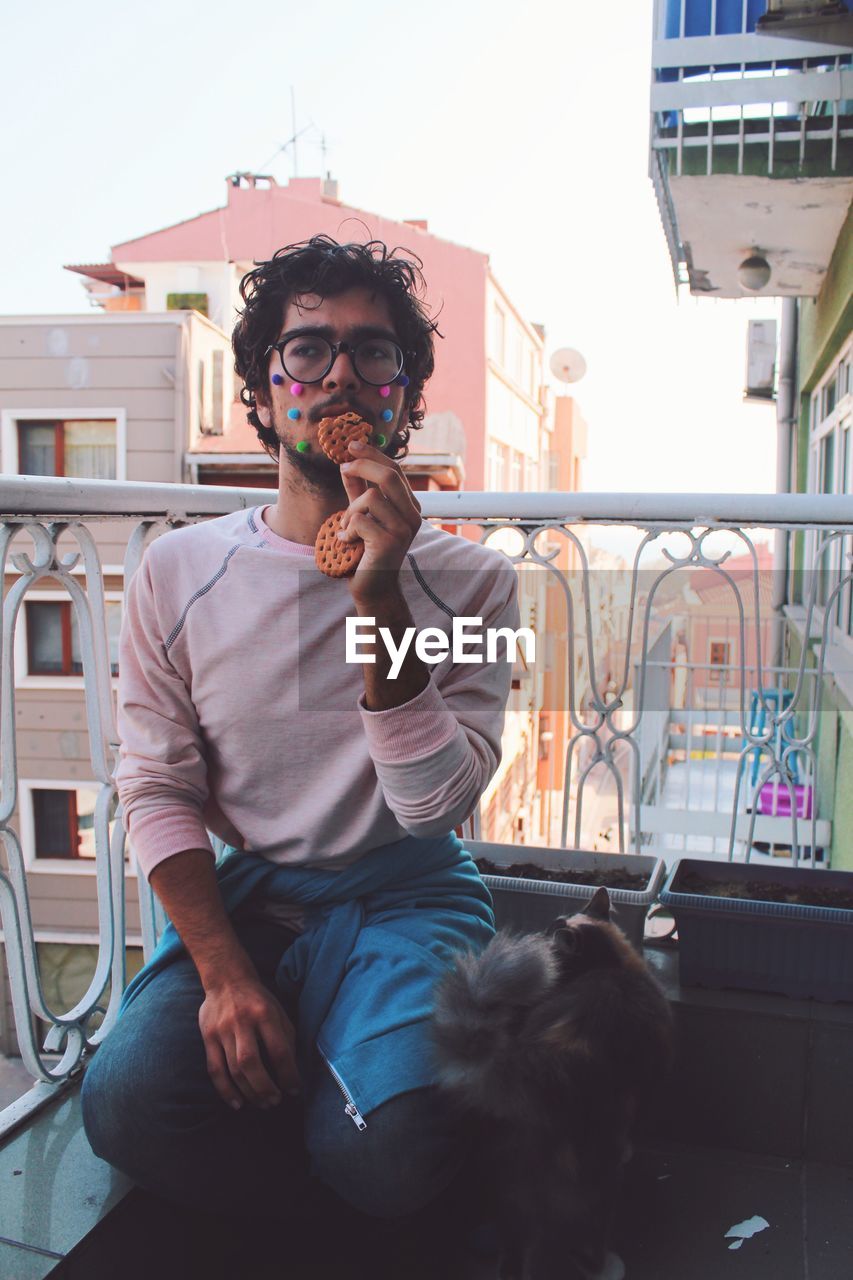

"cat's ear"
[584,887,611,920]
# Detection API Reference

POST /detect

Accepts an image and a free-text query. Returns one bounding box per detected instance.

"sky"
[0,0,780,494]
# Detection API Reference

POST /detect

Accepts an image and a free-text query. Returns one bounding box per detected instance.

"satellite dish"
[550,347,587,384]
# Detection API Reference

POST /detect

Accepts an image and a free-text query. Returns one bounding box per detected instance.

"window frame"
[15,589,124,690]
[1,407,127,480]
[491,305,506,367]
[19,778,134,876]
[806,336,853,642]
[707,636,734,684]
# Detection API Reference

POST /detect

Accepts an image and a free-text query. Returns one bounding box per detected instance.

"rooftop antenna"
[254,118,316,177]
[291,86,298,176]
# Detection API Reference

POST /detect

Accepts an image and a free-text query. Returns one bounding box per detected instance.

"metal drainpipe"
[771,296,798,670]
[174,316,189,485]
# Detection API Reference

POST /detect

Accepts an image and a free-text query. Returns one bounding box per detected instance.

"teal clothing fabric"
[120,831,495,1119]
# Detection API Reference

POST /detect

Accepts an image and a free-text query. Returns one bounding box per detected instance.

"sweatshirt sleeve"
[357,561,521,837]
[114,552,214,880]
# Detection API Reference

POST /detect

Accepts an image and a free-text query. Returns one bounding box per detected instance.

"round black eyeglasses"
[265,335,406,387]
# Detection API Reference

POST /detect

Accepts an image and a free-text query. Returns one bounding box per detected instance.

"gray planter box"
[660,857,853,1003]
[465,839,666,950]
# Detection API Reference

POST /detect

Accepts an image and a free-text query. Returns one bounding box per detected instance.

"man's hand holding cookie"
[336,438,423,608]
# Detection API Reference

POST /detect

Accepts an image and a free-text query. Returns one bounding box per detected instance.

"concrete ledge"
[0,1085,132,1277]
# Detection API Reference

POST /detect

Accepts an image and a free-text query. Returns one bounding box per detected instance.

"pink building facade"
[68,174,552,494]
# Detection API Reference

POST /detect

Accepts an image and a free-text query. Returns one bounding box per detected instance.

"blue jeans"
[81,915,470,1227]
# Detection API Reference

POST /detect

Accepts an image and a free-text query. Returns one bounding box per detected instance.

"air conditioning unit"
[745,320,778,403]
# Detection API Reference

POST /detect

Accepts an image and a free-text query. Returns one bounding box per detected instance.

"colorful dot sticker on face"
[380,385,391,398]
[396,374,410,387]
[296,440,310,453]
[381,409,394,422]
[290,383,304,396]
[374,433,387,447]
[272,373,284,385]
[287,408,301,420]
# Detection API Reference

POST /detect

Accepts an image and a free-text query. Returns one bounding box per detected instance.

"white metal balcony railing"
[1,478,853,1134]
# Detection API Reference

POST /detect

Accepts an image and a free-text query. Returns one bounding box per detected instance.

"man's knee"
[82,1031,164,1167]
[81,1002,212,1173]
[307,1087,465,1220]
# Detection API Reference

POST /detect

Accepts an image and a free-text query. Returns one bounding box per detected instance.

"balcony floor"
[48,1141,853,1279]
[4,947,853,1276]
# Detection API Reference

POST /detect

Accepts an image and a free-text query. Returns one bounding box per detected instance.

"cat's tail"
[431,930,557,1116]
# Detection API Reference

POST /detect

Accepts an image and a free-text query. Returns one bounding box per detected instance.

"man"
[81,235,519,1266]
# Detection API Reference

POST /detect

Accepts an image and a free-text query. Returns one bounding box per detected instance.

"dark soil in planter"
[475,858,650,891]
[677,867,853,911]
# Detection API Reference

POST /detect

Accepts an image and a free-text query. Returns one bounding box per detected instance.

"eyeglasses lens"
[282,337,402,386]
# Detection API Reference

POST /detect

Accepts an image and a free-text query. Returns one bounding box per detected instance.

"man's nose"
[322,349,360,393]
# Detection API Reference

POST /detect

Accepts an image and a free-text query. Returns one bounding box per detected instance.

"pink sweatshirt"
[115,505,519,923]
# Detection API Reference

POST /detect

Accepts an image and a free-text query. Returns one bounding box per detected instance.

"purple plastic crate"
[757,782,813,820]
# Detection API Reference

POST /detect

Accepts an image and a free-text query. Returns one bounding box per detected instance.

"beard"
[279,435,344,491]
[272,398,395,492]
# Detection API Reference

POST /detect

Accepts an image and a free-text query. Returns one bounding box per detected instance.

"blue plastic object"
[745,688,798,787]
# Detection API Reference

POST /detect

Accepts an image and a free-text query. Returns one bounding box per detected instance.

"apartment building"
[649,0,852,866]
[0,311,237,1049]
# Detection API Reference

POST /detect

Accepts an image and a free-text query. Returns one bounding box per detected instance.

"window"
[212,349,225,435]
[817,432,836,607]
[25,599,121,676]
[808,339,852,624]
[32,786,109,860]
[17,420,116,479]
[487,441,502,490]
[510,450,523,493]
[708,639,732,681]
[198,359,208,433]
[511,328,524,386]
[820,431,835,494]
[491,306,506,366]
[497,443,509,489]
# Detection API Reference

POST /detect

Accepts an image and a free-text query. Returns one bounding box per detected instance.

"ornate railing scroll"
[458,497,853,867]
[0,479,851,1127]
[0,478,269,1128]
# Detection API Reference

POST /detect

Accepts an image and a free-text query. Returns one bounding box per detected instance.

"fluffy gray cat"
[431,888,673,1280]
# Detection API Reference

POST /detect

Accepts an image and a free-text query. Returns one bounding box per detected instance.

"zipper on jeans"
[319,1049,367,1131]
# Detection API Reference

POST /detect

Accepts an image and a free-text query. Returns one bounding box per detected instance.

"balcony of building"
[650,0,853,295]
[1,479,852,1277]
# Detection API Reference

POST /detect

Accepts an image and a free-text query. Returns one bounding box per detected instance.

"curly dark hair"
[232,235,440,461]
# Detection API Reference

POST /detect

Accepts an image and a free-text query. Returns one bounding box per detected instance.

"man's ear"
[254,391,273,431]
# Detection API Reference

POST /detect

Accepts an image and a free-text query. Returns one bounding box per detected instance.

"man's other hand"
[198,977,301,1110]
